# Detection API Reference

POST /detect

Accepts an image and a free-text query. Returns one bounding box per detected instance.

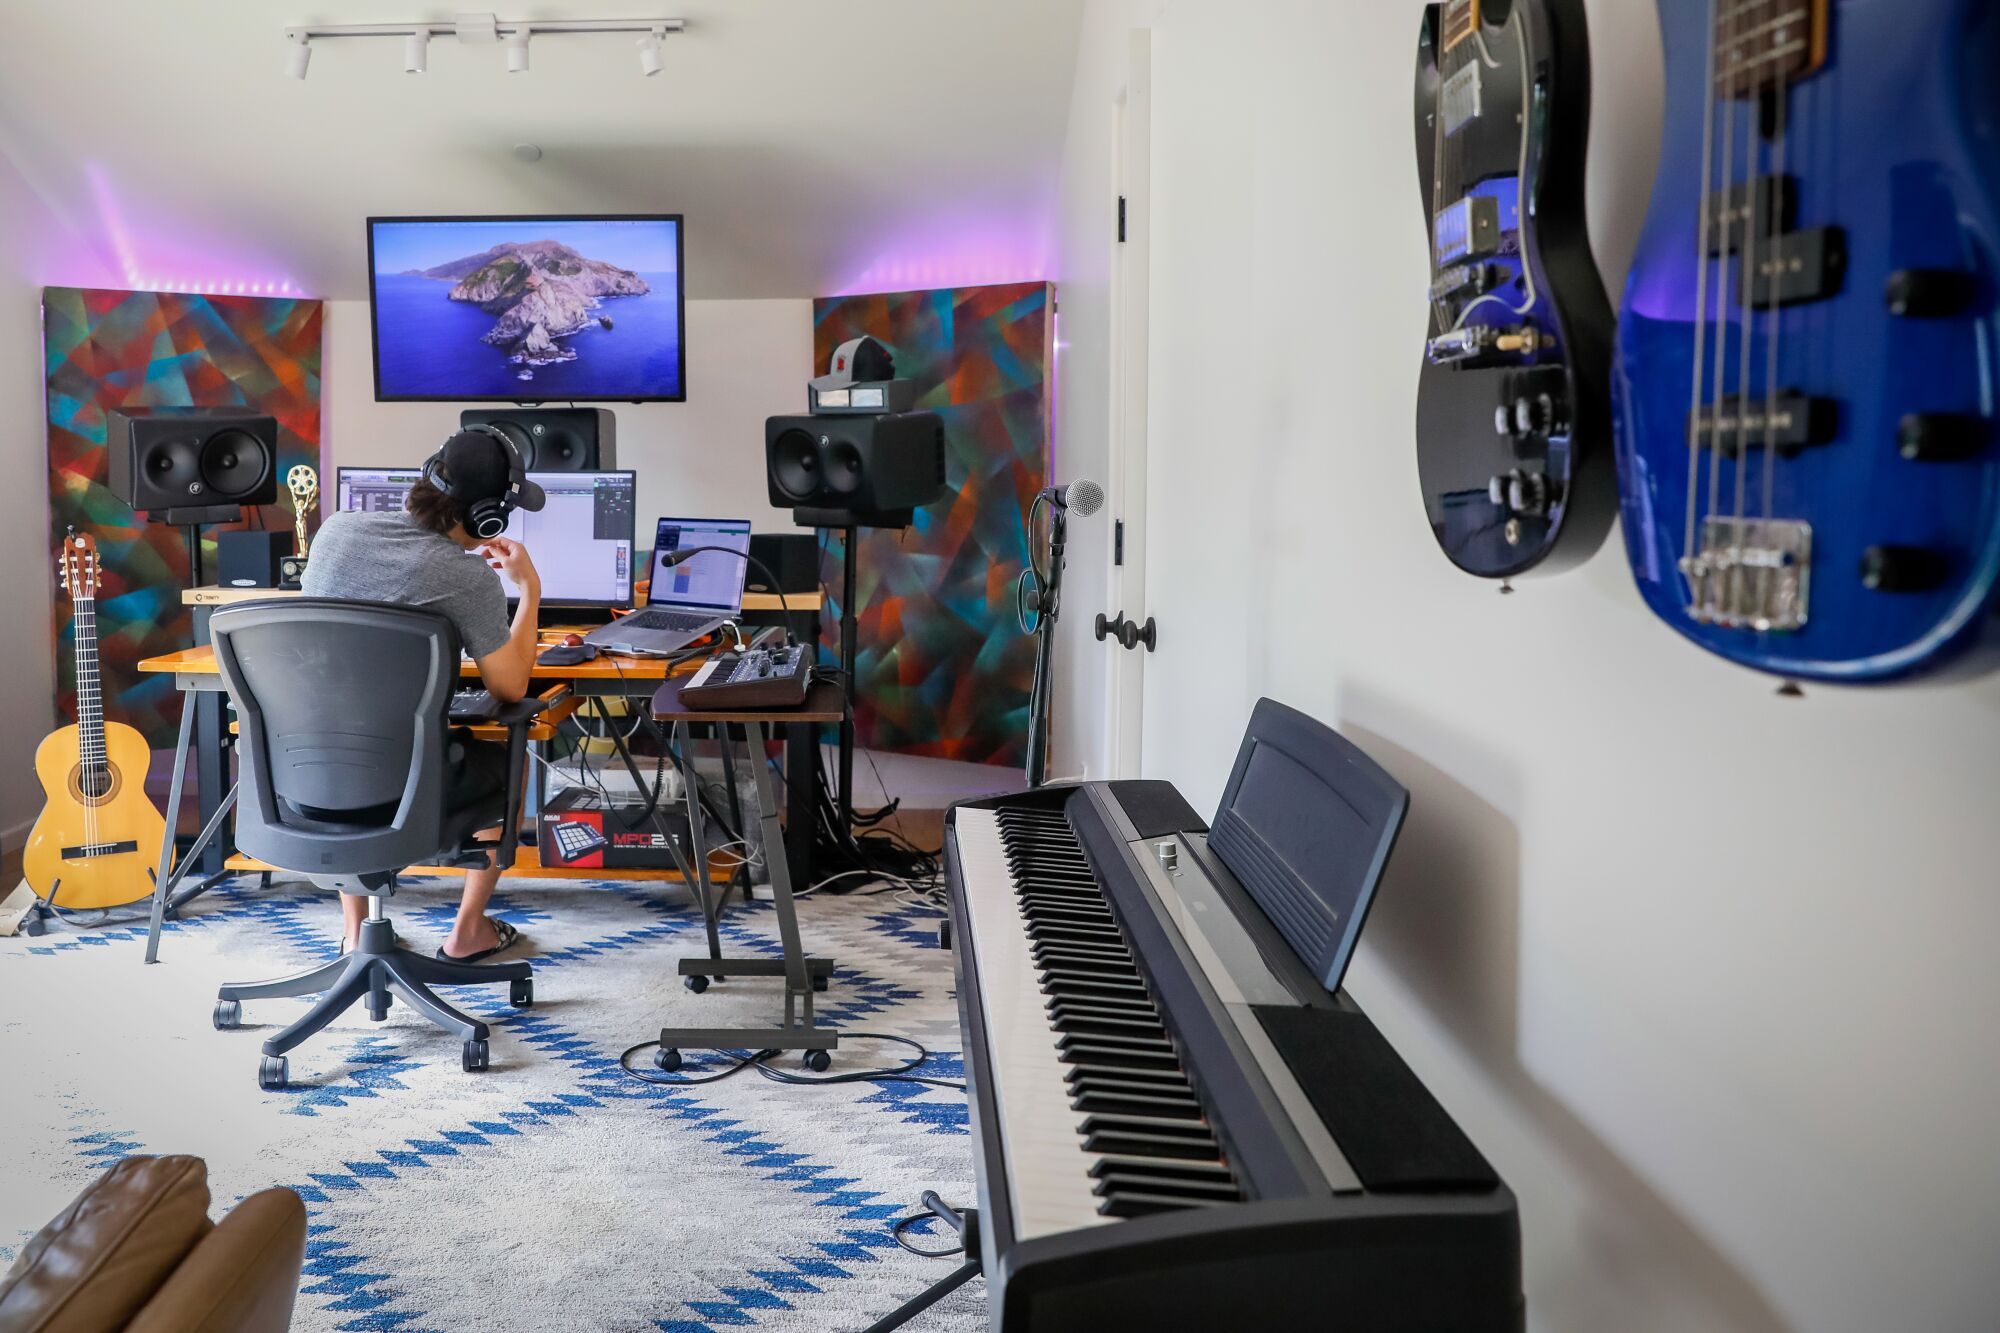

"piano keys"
[942,698,1524,1331]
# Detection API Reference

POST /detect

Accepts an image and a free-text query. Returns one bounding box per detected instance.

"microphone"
[658,546,796,647]
[1042,479,1104,517]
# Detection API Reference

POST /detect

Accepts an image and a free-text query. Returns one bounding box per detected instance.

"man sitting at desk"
[303,429,545,962]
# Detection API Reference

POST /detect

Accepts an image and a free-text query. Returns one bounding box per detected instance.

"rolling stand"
[863,1193,982,1333]
[649,678,844,1071]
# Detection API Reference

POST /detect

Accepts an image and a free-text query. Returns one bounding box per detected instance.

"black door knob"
[1117,617,1157,652]
[1095,611,1125,643]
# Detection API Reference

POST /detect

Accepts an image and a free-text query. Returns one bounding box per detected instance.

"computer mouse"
[563,633,585,647]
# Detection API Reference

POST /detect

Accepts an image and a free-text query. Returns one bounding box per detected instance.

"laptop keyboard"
[619,608,716,633]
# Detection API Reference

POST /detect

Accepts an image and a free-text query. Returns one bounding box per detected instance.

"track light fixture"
[281,14,686,80]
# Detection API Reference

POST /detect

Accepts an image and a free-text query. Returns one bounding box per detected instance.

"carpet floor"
[0,874,981,1332]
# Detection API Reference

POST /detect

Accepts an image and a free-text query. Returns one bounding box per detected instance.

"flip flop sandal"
[436,917,521,964]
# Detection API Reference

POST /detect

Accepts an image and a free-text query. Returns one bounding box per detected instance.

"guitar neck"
[74,592,106,767]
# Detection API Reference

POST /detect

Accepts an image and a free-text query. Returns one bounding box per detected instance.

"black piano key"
[1069,1075,1194,1103]
[1081,1128,1223,1161]
[1088,1156,1235,1183]
[1057,1031,1175,1055]
[1046,1001,1162,1026]
[1092,1172,1240,1202]
[1071,1089,1204,1118]
[1065,1062,1187,1086]
[1095,1191,1229,1219]
[1078,1112,1220,1138]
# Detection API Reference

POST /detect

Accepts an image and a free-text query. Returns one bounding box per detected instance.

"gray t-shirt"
[303,510,512,660]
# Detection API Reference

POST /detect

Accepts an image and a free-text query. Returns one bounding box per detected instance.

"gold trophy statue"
[286,464,319,558]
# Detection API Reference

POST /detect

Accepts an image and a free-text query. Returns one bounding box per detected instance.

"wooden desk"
[183,585,821,614]
[646,678,843,1065]
[140,642,697,688]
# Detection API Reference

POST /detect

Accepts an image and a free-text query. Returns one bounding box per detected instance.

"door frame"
[1106,27,1152,779]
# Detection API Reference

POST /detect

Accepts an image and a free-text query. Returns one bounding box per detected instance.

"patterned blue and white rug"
[0,875,981,1332]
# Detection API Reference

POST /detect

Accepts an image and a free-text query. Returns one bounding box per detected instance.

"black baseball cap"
[438,429,545,511]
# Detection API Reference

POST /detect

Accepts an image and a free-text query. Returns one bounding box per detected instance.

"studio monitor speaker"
[747,533,820,595]
[107,407,279,522]
[217,529,291,588]
[459,407,616,471]
[765,412,947,518]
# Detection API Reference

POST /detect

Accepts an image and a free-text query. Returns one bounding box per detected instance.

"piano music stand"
[863,1192,981,1333]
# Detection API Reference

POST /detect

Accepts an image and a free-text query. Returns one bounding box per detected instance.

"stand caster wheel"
[510,978,534,1008]
[462,1039,490,1073]
[213,999,241,1030]
[802,1048,832,1073]
[655,1047,683,1072]
[811,974,830,993]
[938,920,952,950]
[684,974,709,994]
[258,1055,288,1090]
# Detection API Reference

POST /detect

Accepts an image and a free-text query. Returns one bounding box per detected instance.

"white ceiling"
[0,1,1084,301]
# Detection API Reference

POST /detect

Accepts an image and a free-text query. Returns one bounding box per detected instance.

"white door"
[1105,29,1153,778]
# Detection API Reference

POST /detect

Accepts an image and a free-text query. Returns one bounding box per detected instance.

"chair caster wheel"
[684,974,709,994]
[510,978,534,1008]
[938,920,952,950]
[802,1048,832,1073]
[655,1047,683,1072]
[258,1055,288,1090]
[462,1039,490,1073]
[812,974,829,993]
[213,999,241,1030]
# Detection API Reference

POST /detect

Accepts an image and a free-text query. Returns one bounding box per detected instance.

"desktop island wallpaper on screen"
[368,215,684,401]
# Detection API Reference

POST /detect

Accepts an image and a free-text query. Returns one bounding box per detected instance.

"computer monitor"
[648,517,753,613]
[335,467,636,607]
[366,215,686,403]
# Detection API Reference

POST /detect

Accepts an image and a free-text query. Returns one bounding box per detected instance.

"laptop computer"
[583,517,753,655]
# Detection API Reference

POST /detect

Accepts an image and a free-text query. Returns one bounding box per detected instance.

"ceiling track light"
[281,15,686,80]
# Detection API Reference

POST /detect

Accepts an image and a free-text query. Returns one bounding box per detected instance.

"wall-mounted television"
[367,214,685,403]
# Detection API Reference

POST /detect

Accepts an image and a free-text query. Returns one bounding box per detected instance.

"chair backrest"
[211,598,459,882]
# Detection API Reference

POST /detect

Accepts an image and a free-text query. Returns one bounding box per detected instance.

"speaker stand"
[837,523,858,834]
[1024,505,1067,788]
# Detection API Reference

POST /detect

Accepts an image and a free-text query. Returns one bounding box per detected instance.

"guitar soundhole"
[67,763,121,806]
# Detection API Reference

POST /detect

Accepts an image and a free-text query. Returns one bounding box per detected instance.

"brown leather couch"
[0,1155,306,1333]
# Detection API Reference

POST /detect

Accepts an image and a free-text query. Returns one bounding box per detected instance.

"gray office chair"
[207,599,545,1089]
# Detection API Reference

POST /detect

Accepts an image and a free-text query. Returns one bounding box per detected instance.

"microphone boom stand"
[1025,503,1067,788]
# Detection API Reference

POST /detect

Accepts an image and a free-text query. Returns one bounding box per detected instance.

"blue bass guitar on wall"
[1612,0,2000,681]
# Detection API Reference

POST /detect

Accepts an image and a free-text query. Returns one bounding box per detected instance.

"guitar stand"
[863,1192,981,1333]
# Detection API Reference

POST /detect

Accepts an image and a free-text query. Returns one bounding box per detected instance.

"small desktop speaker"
[107,407,279,521]
[748,533,820,595]
[765,412,948,517]
[216,530,291,588]
[459,407,616,471]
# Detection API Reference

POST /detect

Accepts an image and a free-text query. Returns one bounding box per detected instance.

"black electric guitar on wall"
[1414,0,1615,580]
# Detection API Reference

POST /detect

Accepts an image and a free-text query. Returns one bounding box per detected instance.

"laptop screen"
[649,518,753,614]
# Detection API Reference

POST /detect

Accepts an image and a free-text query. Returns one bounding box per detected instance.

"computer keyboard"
[620,607,716,633]
[681,643,813,710]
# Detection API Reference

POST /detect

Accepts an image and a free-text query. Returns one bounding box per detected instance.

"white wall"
[1055,2,2000,1331]
[322,297,813,536]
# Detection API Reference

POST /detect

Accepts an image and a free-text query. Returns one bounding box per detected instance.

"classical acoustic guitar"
[1414,0,1616,580]
[1612,0,2000,681]
[24,531,169,909]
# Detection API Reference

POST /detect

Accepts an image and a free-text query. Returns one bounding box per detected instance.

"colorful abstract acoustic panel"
[44,287,323,746]
[813,281,1052,767]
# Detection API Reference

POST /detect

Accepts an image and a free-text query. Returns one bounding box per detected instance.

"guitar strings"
[1705,1,1747,617]
[1683,0,1723,586]
[1728,1,1769,624]
[1759,49,1791,577]
[1449,7,1539,333]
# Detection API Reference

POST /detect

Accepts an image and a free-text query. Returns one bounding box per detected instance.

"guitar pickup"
[1741,228,1846,306]
[1434,195,1504,266]
[1705,176,1795,255]
[1441,61,1482,136]
[1689,394,1837,456]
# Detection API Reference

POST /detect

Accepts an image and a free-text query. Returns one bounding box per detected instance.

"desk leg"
[751,722,811,1005]
[190,604,233,876]
[143,696,199,963]
[671,722,723,966]
[785,718,814,891]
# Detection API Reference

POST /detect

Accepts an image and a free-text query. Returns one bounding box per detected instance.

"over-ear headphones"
[420,425,527,539]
